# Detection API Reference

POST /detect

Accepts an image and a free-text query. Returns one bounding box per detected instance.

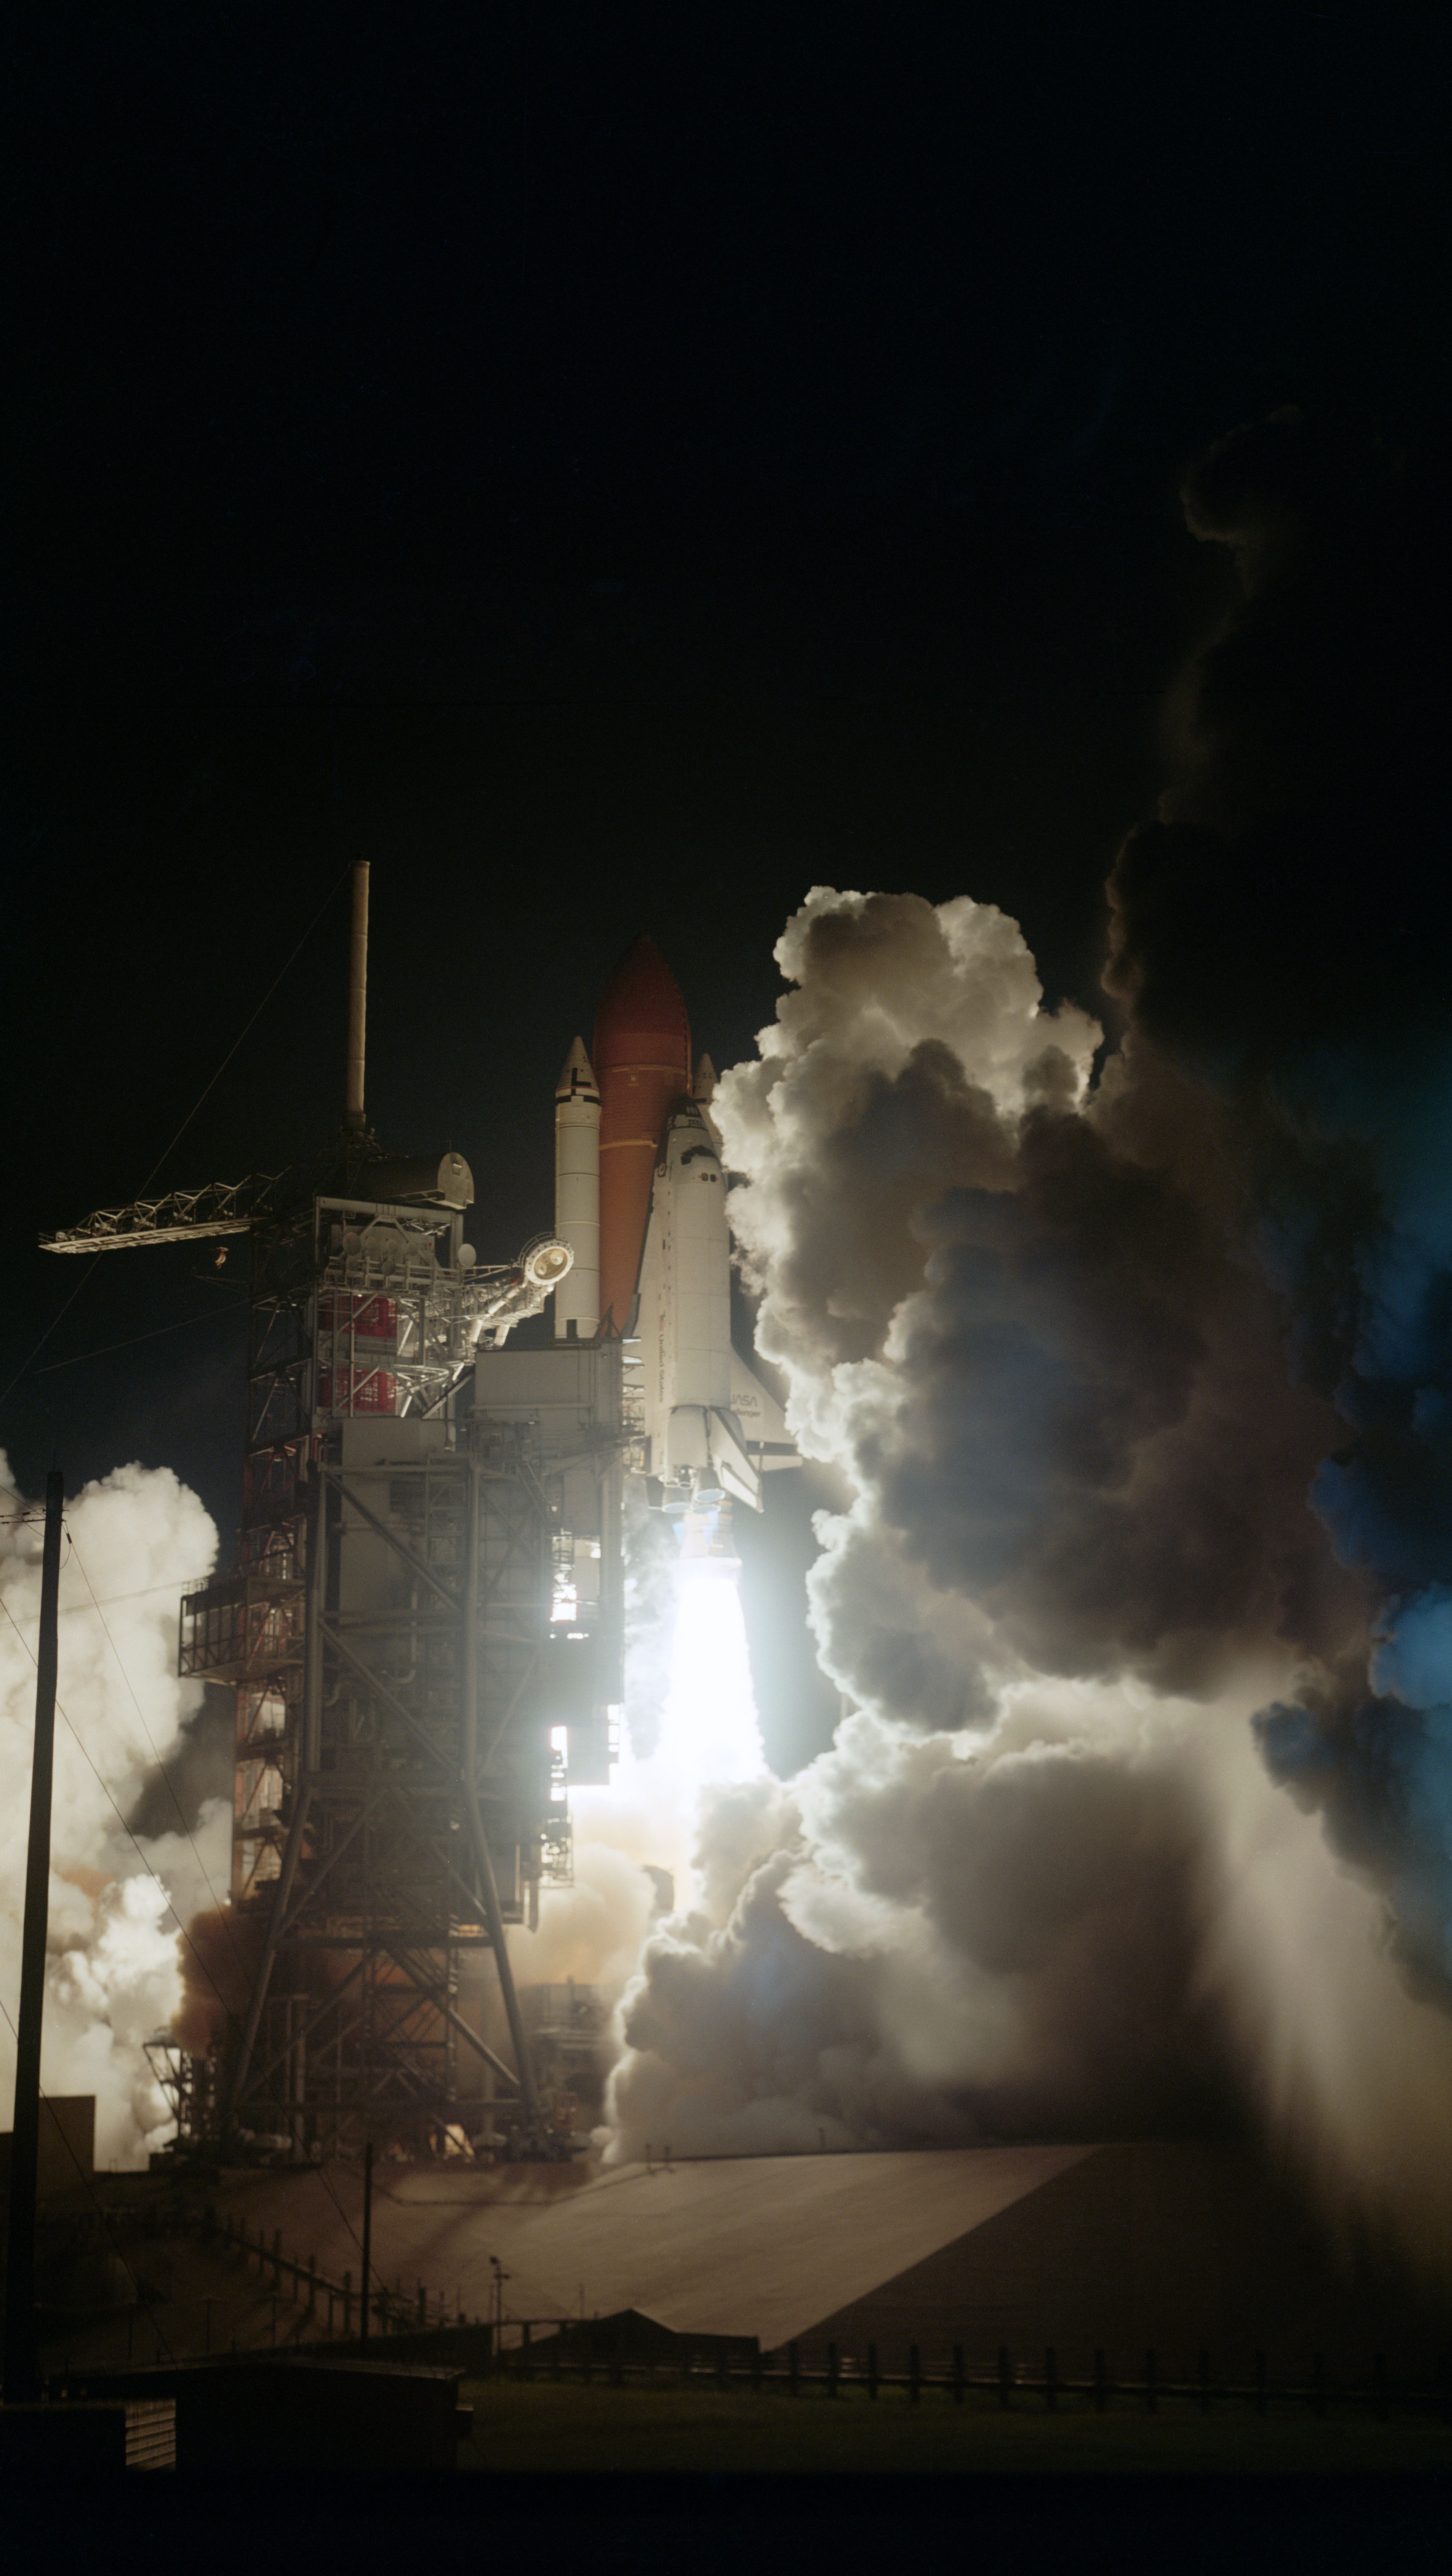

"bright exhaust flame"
[564,1553,768,1913]
[605,1555,768,1904]
[653,1558,768,1800]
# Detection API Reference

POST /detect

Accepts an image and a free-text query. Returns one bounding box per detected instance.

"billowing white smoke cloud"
[580,890,1452,2274]
[719,887,1101,1476]
[0,1452,223,2167]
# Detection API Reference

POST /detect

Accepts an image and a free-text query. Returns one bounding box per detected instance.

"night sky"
[7,7,1445,1766]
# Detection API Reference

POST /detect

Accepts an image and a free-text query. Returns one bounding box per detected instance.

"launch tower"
[43,867,623,2158]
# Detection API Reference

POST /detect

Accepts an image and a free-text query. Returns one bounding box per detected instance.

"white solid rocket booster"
[554,1037,601,1339]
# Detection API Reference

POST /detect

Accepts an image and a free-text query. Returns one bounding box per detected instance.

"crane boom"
[40,1175,282,1253]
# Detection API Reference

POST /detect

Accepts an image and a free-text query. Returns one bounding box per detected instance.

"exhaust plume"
[580,416,1452,2270]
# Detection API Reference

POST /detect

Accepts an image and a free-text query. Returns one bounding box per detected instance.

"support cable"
[1,862,350,1414]
[36,1302,249,1372]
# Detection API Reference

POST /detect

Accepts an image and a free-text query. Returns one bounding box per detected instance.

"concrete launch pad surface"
[202,2146,1093,2344]
[73,2142,1446,2379]
[487,2146,1095,2345]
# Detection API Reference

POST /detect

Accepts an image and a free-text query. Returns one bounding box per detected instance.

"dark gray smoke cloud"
[875,1088,1365,1696]
[599,417,1452,2269]
[1107,408,1452,2005]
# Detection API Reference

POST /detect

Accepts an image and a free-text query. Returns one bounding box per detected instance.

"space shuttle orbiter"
[551,935,796,1526]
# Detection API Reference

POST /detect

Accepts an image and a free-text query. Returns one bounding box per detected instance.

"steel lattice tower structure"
[45,865,621,2159]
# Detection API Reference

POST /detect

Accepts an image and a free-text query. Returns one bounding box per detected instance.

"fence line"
[482,2335,1449,2420]
[87,2209,1452,2422]
[138,2205,486,2343]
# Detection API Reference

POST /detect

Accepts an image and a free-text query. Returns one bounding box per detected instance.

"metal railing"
[471,2330,1452,2422]
[198,2207,470,2343]
[67,2207,1452,2424]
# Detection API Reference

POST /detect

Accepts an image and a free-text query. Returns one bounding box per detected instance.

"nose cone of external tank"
[592,935,695,1337]
[592,934,692,1085]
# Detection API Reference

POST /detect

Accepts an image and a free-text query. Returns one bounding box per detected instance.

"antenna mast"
[346,861,369,1130]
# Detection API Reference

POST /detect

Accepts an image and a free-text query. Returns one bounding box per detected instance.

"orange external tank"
[593,934,692,1335]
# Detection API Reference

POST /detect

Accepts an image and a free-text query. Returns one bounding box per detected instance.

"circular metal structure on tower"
[522,1236,575,1288]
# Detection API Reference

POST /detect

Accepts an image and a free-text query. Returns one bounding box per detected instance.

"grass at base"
[460,2378,1452,2476]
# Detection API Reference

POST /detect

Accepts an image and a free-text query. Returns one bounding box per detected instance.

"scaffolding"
[43,864,618,2161]
[144,2037,218,2156]
[519,1980,611,2131]
[175,1177,623,2159]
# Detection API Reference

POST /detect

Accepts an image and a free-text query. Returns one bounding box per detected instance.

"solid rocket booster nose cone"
[693,1052,718,1102]
[556,1035,600,1101]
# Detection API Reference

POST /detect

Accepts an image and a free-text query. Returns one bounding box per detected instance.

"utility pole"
[3,1471,65,2407]
[359,2140,374,2345]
